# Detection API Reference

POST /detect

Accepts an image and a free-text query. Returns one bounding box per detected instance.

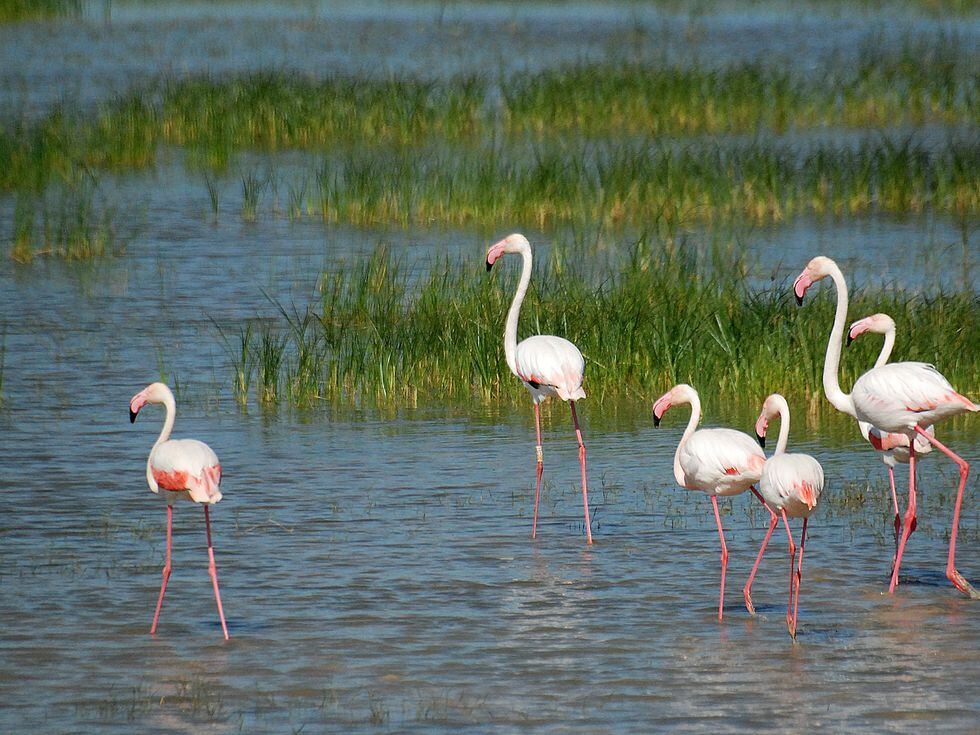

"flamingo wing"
[855,362,969,415]
[680,428,766,489]
[515,335,586,401]
[760,453,824,514]
[150,439,222,504]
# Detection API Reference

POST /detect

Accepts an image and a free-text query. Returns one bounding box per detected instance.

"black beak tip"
[794,293,804,306]
[485,260,493,272]
[845,333,854,347]
[756,433,766,448]
[653,415,661,428]
[130,409,138,423]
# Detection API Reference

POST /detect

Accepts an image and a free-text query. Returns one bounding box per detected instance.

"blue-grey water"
[0,2,979,733]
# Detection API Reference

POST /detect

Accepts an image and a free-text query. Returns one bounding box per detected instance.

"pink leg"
[781,510,797,635]
[789,518,808,639]
[890,443,917,594]
[532,402,543,539]
[914,427,979,599]
[744,490,778,616]
[569,402,593,545]
[887,465,901,552]
[150,504,173,635]
[711,496,729,621]
[204,506,230,640]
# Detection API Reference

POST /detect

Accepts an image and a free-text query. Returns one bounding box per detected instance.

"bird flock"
[129,234,977,641]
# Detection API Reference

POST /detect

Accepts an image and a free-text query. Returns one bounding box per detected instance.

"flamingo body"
[149,439,222,504]
[758,453,823,518]
[851,362,978,434]
[676,428,765,496]
[515,335,586,403]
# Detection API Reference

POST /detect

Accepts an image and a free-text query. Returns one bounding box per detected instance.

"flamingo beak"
[845,332,854,347]
[486,240,507,272]
[130,408,139,423]
[652,395,670,427]
[755,416,768,448]
[793,271,813,306]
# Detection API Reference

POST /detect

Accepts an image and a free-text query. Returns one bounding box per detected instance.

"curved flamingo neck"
[873,324,896,369]
[503,246,532,376]
[674,390,701,487]
[155,390,177,448]
[822,263,857,418]
[770,395,791,456]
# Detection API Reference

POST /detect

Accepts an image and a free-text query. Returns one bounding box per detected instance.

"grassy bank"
[224,236,979,414]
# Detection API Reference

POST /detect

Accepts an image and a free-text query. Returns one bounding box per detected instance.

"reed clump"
[227,236,979,415]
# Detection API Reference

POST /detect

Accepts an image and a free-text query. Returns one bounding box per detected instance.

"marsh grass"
[0,0,78,22]
[0,33,980,224]
[7,180,121,262]
[289,135,978,228]
[227,235,979,418]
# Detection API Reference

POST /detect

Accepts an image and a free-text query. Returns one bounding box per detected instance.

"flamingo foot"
[743,587,756,617]
[947,565,980,600]
[786,614,797,640]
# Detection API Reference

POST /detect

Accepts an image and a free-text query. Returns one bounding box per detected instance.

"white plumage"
[676,428,766,497]
[486,233,593,544]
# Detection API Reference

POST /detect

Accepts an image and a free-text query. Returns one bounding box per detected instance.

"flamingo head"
[486,233,530,272]
[847,312,895,347]
[754,393,779,448]
[130,382,171,423]
[652,384,695,427]
[793,255,835,306]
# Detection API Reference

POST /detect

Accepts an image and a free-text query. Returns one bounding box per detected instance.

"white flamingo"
[486,233,593,544]
[129,382,230,639]
[795,256,979,598]
[847,312,934,557]
[743,394,824,639]
[653,383,767,620]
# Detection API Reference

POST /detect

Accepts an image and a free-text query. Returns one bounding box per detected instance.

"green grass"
[8,180,121,262]
[0,0,78,22]
[225,235,979,416]
[267,135,976,228]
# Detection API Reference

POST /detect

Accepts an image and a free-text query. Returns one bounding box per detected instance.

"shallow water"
[1,2,979,733]
[1,0,975,117]
[0,205,978,732]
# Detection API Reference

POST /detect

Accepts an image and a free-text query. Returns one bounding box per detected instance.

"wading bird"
[847,313,934,560]
[130,382,230,639]
[653,383,767,619]
[743,394,824,639]
[486,233,593,544]
[795,256,979,598]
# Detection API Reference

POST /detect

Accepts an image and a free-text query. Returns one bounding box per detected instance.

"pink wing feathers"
[150,439,223,504]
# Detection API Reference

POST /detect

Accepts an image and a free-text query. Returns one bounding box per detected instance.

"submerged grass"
[227,235,979,417]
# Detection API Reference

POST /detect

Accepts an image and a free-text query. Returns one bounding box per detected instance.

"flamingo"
[847,312,934,560]
[794,256,979,598]
[485,233,593,544]
[743,394,824,639]
[129,382,230,639]
[652,383,767,619]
